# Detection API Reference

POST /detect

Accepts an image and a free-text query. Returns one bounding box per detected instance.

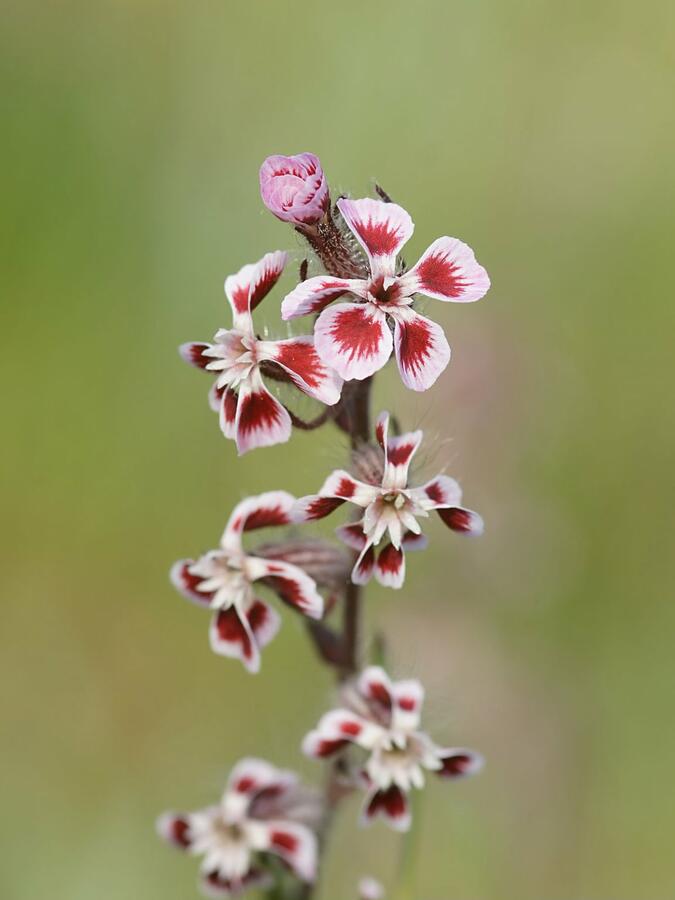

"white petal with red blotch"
[209,607,260,673]
[358,666,394,711]
[401,531,428,551]
[314,302,393,382]
[200,869,272,899]
[281,275,367,320]
[361,785,411,832]
[303,709,383,759]
[253,821,318,882]
[170,560,214,607]
[436,506,484,536]
[409,474,463,510]
[351,541,376,585]
[374,410,390,455]
[218,386,239,439]
[246,599,281,650]
[293,471,379,522]
[257,336,342,405]
[156,812,194,849]
[335,522,367,550]
[390,679,425,733]
[374,543,405,589]
[179,341,213,370]
[221,491,296,551]
[233,372,292,455]
[226,758,297,803]
[382,429,423,490]
[388,306,451,392]
[403,236,490,303]
[224,251,287,328]
[337,198,413,278]
[246,556,323,620]
[435,748,485,778]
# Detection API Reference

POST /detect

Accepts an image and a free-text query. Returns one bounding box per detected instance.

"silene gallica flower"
[303,666,483,831]
[171,492,324,673]
[293,411,484,588]
[259,153,329,226]
[157,758,320,898]
[180,250,342,455]
[281,197,490,390]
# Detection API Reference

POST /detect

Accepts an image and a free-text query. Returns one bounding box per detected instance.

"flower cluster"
[159,153,490,898]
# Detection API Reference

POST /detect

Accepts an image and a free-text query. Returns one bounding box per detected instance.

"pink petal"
[362,785,411,832]
[224,261,257,325]
[389,307,450,392]
[358,666,393,712]
[246,599,281,649]
[258,335,342,405]
[436,748,484,778]
[156,812,193,849]
[259,152,328,226]
[178,341,213,370]
[437,506,484,536]
[248,250,288,312]
[351,542,376,585]
[337,198,413,277]
[335,522,367,550]
[314,302,393,381]
[405,236,490,303]
[252,558,324,620]
[262,823,318,882]
[170,560,213,607]
[281,276,366,320]
[234,376,292,455]
[374,544,405,589]
[209,607,260,673]
[221,491,296,550]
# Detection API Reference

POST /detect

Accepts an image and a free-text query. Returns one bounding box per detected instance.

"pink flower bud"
[259,153,329,226]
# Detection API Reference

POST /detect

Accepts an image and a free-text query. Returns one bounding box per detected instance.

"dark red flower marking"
[273,341,323,389]
[303,496,345,520]
[181,342,212,369]
[415,251,467,298]
[438,752,475,777]
[355,544,376,579]
[365,678,392,709]
[377,543,403,574]
[244,504,290,531]
[398,696,417,712]
[237,389,283,438]
[167,815,192,848]
[249,260,285,311]
[437,507,473,532]
[264,574,307,612]
[387,442,415,467]
[396,314,434,377]
[213,608,254,661]
[247,600,271,636]
[424,480,446,504]
[335,477,356,499]
[173,561,213,605]
[329,307,386,362]
[340,720,362,737]
[314,738,350,757]
[352,216,405,257]
[270,830,299,853]
[222,387,237,425]
[367,785,407,820]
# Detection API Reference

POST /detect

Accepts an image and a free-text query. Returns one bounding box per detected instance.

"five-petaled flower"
[259,153,329,226]
[292,411,484,588]
[180,250,342,455]
[171,492,324,673]
[157,758,319,898]
[281,197,490,390]
[302,666,483,831]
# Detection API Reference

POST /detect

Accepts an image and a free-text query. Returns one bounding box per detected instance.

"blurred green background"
[3,1,674,898]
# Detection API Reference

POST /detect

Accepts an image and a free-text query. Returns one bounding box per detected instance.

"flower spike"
[157,758,320,897]
[171,492,324,673]
[293,412,483,589]
[180,251,343,454]
[282,198,490,390]
[302,667,483,831]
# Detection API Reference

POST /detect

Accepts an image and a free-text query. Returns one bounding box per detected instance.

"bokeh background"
[3,1,675,898]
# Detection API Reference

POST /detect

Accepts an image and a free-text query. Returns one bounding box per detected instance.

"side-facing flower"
[259,153,329,226]
[302,667,483,832]
[157,757,320,898]
[293,411,483,588]
[180,250,342,454]
[171,492,324,673]
[281,197,490,390]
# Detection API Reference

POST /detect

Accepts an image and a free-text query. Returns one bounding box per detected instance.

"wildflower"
[281,197,490,390]
[293,411,483,588]
[171,492,324,673]
[180,251,342,454]
[302,666,483,831]
[157,758,320,897]
[259,153,329,226]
